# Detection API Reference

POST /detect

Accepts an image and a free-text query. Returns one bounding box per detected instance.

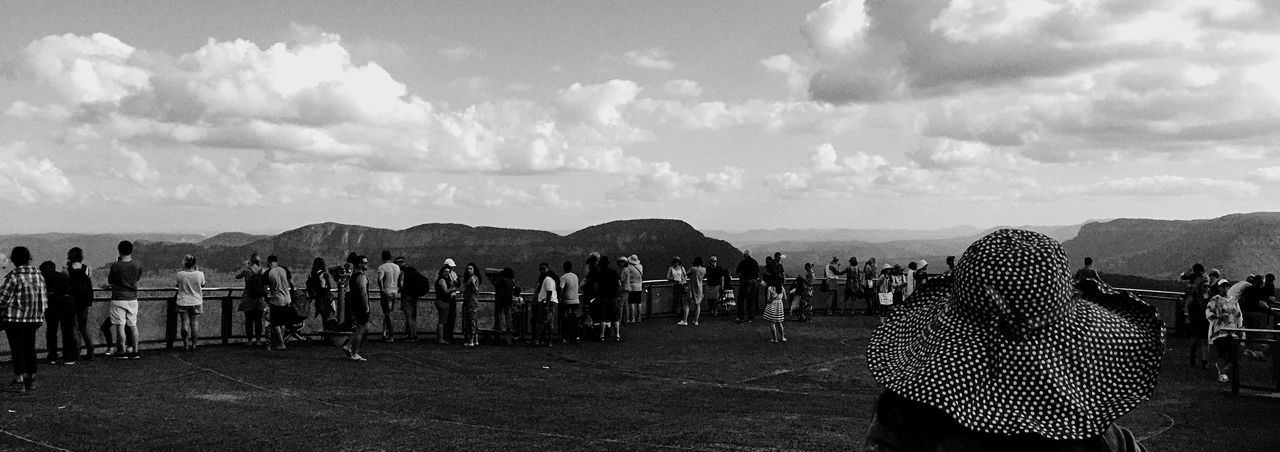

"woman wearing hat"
[865,229,1162,450]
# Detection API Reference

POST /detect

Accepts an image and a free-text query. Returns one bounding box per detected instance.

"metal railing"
[1,278,1191,355]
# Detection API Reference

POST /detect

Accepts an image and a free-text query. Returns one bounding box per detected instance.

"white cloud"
[623,48,675,71]
[438,44,483,61]
[0,142,75,204]
[21,33,151,104]
[116,145,158,185]
[1249,166,1280,184]
[760,54,811,99]
[555,79,640,127]
[1060,175,1260,198]
[608,162,744,201]
[661,79,703,98]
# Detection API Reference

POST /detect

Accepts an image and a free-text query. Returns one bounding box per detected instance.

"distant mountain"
[1061,212,1280,280]
[199,232,270,248]
[128,219,743,285]
[709,222,1092,248]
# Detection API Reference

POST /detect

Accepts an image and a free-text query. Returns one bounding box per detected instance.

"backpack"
[402,267,429,298]
[67,264,94,305]
[245,270,267,297]
[306,269,327,299]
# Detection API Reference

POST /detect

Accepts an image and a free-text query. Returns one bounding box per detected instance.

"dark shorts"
[177,304,203,315]
[348,298,370,325]
[1213,337,1234,357]
[268,304,295,324]
[597,297,620,322]
[627,291,642,305]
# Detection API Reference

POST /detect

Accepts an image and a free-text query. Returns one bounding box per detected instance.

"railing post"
[645,284,652,320]
[165,291,177,350]
[222,288,234,345]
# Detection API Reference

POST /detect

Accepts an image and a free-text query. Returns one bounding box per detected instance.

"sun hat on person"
[917,259,928,269]
[867,228,1164,440]
[882,264,892,270]
[443,258,456,268]
[628,255,640,266]
[616,256,628,263]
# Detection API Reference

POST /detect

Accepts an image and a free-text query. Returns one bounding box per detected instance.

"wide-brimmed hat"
[628,255,641,265]
[867,229,1164,440]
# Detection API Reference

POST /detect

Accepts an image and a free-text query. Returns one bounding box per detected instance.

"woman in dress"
[1206,279,1243,382]
[683,257,705,326]
[791,262,814,322]
[763,285,787,342]
[461,263,482,347]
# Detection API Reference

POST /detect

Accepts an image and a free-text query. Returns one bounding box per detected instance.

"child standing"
[1206,279,1243,383]
[764,286,787,343]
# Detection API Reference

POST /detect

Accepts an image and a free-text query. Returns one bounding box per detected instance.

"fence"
[0,279,1192,356]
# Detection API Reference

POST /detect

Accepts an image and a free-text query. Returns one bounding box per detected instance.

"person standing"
[823,257,842,316]
[331,257,354,330]
[307,257,336,331]
[842,257,861,316]
[668,257,689,325]
[235,254,266,346]
[903,261,918,300]
[264,255,293,351]
[397,257,426,341]
[559,261,581,343]
[704,256,730,317]
[1,247,46,393]
[341,255,370,361]
[863,258,881,316]
[434,264,457,345]
[175,255,206,352]
[461,263,482,347]
[734,251,761,323]
[65,247,95,361]
[442,258,459,342]
[40,261,76,364]
[764,286,787,343]
[624,255,644,323]
[493,267,517,345]
[1072,257,1104,284]
[531,263,558,347]
[107,241,142,359]
[598,256,622,341]
[685,257,706,326]
[376,250,402,343]
[791,262,814,322]
[1207,279,1243,382]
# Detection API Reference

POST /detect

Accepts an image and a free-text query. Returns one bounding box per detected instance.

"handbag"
[878,292,894,306]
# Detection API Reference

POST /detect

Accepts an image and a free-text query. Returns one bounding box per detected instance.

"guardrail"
[1223,327,1280,394]
[1,279,1189,356]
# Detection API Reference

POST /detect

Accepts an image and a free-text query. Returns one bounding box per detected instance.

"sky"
[3,0,1280,235]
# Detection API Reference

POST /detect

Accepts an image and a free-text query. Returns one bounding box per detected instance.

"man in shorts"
[341,255,370,361]
[175,254,206,352]
[704,256,730,315]
[107,241,143,359]
[265,255,293,350]
[377,250,402,342]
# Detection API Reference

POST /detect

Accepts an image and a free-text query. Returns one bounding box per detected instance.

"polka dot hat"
[867,229,1165,440]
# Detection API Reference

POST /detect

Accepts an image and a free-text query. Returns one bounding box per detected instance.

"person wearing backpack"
[65,247,96,361]
[307,257,335,331]
[397,257,426,341]
[235,253,266,346]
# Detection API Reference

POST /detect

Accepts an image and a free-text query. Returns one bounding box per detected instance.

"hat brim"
[867,279,1164,440]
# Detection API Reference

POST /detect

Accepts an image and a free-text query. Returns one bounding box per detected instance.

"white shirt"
[559,272,580,304]
[538,275,558,303]
[175,269,206,307]
[378,262,402,294]
[667,266,687,284]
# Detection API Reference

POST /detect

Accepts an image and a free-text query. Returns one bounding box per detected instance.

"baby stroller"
[717,290,737,317]
[267,290,313,345]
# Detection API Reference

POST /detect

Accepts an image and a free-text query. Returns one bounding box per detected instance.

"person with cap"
[822,257,842,315]
[704,256,730,316]
[434,259,459,345]
[913,260,929,287]
[865,229,1163,450]
[667,257,689,325]
[841,257,862,316]
[1206,278,1242,382]
[623,255,644,324]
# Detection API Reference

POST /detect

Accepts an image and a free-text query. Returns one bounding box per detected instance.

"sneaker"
[7,379,25,394]
[676,321,688,326]
[350,354,367,361]
[22,375,34,391]
[341,345,353,357]
[128,353,141,360]
[1217,374,1230,383]
[64,361,76,366]
[692,321,699,326]
[46,357,59,365]
[114,352,130,360]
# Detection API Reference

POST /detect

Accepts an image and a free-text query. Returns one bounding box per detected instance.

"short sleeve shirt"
[175,270,206,306]
[266,266,292,307]
[559,273,580,304]
[378,262,402,295]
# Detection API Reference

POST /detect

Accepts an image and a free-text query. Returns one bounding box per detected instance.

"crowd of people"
[1178,265,1278,383]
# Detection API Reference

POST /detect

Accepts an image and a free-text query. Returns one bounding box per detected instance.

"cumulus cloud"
[1249,166,1280,184]
[349,176,581,210]
[788,0,1280,164]
[623,48,675,71]
[661,79,703,98]
[438,44,483,61]
[760,54,811,99]
[608,163,745,201]
[0,142,75,204]
[762,142,1023,198]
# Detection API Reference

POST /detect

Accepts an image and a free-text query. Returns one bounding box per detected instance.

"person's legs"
[403,296,418,340]
[178,310,191,349]
[75,305,94,360]
[735,283,747,321]
[189,312,200,350]
[435,301,450,344]
[349,322,368,360]
[58,308,78,362]
[6,326,29,386]
[445,300,457,341]
[244,310,260,345]
[45,308,60,362]
[380,294,396,341]
[745,284,759,321]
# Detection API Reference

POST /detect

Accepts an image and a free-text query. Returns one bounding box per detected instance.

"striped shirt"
[0,266,47,323]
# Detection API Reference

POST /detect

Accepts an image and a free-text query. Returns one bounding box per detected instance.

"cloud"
[438,44,483,61]
[661,79,703,98]
[348,176,581,210]
[0,142,75,204]
[21,33,151,104]
[555,79,640,127]
[1249,166,1280,184]
[607,163,744,201]
[115,144,158,185]
[760,54,810,99]
[623,48,675,71]
[1059,175,1260,198]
